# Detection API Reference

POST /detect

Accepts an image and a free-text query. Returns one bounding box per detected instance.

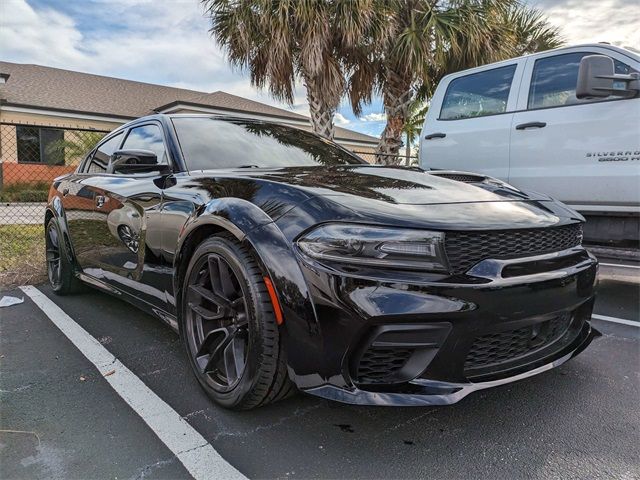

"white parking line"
[599,263,640,270]
[20,285,246,480]
[592,313,640,327]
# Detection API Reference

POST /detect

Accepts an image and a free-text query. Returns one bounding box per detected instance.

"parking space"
[1,275,639,479]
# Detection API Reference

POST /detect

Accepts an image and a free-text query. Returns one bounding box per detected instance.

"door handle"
[424,132,446,140]
[515,121,546,130]
[95,195,106,209]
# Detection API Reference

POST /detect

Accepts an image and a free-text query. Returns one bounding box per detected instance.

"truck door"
[420,61,523,179]
[509,48,640,212]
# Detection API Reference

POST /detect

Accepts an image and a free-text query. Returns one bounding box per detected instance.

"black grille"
[464,316,571,375]
[431,172,486,183]
[445,224,583,275]
[356,347,413,384]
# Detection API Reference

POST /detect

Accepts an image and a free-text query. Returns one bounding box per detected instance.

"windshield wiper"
[237,164,261,169]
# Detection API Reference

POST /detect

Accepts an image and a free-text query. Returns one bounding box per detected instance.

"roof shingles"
[0,61,377,144]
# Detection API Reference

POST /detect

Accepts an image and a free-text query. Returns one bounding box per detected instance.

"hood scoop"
[429,171,487,183]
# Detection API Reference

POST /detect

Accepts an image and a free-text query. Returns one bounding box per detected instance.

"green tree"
[348,0,562,164]
[401,100,429,164]
[204,0,383,140]
[45,131,105,165]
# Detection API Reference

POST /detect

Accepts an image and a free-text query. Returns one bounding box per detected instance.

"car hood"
[207,165,549,205]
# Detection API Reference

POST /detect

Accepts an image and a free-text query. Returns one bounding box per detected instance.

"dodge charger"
[45,114,598,409]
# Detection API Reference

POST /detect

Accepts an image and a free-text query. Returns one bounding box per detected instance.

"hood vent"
[429,171,486,183]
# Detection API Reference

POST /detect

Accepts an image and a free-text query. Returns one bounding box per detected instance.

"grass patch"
[0,182,50,203]
[0,224,46,287]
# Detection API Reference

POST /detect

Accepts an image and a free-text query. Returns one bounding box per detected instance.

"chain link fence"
[0,122,108,285]
[353,150,419,166]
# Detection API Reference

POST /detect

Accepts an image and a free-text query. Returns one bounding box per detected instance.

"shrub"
[0,181,50,202]
[17,190,49,202]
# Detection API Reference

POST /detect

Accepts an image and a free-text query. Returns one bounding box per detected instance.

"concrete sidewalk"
[0,203,46,225]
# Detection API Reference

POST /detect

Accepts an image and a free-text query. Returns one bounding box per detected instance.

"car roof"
[119,113,297,129]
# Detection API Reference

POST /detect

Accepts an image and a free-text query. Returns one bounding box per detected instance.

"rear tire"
[180,233,294,410]
[45,218,82,295]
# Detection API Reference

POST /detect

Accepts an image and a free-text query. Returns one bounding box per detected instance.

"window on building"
[440,65,517,120]
[528,52,637,109]
[16,126,65,164]
[86,132,124,174]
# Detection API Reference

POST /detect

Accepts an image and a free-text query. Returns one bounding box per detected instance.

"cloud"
[359,113,387,122]
[0,0,85,66]
[333,113,350,125]
[0,0,309,113]
[526,0,639,48]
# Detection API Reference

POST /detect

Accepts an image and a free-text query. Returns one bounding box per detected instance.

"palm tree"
[45,131,105,165]
[203,0,382,140]
[402,100,429,164]
[349,0,562,164]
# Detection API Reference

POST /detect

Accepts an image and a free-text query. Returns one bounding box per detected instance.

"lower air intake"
[464,315,571,376]
[356,347,413,384]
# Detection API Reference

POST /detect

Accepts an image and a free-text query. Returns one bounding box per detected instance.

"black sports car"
[46,114,598,409]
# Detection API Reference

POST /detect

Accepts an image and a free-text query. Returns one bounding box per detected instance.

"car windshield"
[172,116,366,170]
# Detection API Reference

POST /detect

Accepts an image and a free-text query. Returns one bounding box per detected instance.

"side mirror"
[576,55,614,98]
[108,149,170,174]
[577,54,640,99]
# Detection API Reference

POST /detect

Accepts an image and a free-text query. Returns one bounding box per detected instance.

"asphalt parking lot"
[1,262,639,479]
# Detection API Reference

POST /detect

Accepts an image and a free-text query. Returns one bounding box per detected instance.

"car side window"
[120,124,168,167]
[440,65,517,120]
[86,132,123,174]
[527,52,637,109]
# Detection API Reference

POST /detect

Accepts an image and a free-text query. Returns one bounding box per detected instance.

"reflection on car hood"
[200,165,548,206]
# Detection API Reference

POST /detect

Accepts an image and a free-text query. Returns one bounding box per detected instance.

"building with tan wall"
[0,61,378,187]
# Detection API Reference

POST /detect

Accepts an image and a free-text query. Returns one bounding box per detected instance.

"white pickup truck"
[419,44,639,247]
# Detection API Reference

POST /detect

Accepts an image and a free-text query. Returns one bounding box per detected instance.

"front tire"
[180,234,294,410]
[45,218,82,295]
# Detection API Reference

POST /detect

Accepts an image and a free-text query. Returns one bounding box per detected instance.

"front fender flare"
[173,198,319,350]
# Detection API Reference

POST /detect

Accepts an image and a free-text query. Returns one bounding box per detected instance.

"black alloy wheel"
[181,234,294,409]
[185,253,249,391]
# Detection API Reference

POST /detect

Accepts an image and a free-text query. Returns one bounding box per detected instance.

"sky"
[1,0,639,138]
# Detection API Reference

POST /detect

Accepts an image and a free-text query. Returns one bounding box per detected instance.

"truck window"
[439,65,516,120]
[528,52,636,109]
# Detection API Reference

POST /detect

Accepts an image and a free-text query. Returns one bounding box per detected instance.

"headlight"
[296,223,449,272]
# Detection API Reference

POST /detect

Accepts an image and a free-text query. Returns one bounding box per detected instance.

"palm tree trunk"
[304,75,336,140]
[375,69,414,165]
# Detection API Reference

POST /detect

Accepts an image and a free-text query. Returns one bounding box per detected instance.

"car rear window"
[172,117,365,170]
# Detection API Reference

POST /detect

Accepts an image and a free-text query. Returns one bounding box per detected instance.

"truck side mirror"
[576,55,614,98]
[576,54,640,99]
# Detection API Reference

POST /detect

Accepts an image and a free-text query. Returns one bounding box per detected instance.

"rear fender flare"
[45,195,79,267]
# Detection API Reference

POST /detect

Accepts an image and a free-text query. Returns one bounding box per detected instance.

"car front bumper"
[304,321,598,406]
[285,247,599,406]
